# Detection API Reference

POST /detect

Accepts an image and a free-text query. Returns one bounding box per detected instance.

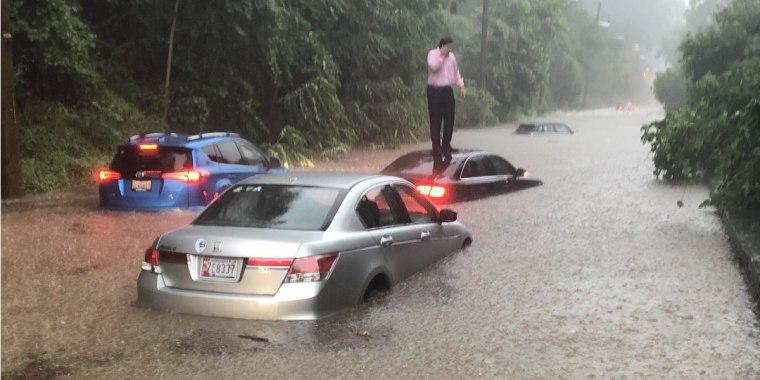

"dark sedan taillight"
[417,184,446,198]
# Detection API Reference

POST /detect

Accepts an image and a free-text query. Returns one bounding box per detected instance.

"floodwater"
[2,108,759,379]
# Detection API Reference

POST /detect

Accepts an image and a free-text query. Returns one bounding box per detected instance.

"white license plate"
[132,180,152,192]
[200,257,239,280]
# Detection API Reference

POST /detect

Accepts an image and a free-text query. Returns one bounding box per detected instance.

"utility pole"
[2,0,24,198]
[162,0,180,131]
[583,2,602,108]
[479,0,489,91]
[596,1,601,23]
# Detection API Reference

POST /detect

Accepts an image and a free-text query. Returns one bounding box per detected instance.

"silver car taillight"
[142,248,187,273]
[142,248,159,272]
[284,253,338,283]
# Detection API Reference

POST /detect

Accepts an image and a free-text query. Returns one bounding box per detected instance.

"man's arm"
[452,55,466,97]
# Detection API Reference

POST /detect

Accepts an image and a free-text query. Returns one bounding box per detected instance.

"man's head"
[438,37,453,55]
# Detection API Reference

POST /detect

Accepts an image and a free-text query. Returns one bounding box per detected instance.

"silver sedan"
[137,172,472,320]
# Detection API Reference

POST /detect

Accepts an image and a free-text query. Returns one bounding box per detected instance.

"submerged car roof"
[119,132,244,149]
[236,171,387,190]
[390,149,482,161]
[381,149,487,178]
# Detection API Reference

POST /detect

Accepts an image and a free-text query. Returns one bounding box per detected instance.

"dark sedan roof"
[381,149,484,178]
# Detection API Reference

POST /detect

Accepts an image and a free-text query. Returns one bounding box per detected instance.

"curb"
[719,207,760,311]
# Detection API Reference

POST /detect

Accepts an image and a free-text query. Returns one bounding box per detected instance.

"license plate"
[132,180,152,192]
[200,257,239,280]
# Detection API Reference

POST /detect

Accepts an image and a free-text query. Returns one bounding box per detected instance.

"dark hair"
[438,37,453,48]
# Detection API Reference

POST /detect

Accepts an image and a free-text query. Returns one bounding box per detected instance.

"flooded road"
[3,108,759,378]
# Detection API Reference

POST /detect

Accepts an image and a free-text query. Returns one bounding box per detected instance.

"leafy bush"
[456,87,499,128]
[642,58,760,208]
[19,97,159,193]
[653,68,688,112]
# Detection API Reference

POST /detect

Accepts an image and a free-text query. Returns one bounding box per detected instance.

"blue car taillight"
[162,170,208,183]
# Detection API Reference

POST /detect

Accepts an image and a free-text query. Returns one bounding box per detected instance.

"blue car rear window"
[111,146,193,178]
[194,184,343,230]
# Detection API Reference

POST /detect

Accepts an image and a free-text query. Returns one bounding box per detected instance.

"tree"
[642,0,760,208]
[2,0,23,198]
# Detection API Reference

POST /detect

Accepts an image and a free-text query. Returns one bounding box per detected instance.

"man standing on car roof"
[427,37,466,161]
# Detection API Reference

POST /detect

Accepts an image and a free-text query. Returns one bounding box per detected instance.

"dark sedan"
[381,149,538,202]
[515,122,574,135]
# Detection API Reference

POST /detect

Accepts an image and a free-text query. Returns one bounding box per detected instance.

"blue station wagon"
[98,132,286,211]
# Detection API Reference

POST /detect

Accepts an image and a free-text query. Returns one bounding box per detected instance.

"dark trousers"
[427,85,455,156]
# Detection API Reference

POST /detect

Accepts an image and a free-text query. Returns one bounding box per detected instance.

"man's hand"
[460,86,467,98]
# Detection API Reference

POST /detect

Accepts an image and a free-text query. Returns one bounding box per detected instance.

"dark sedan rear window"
[111,146,193,178]
[516,124,535,133]
[194,184,343,230]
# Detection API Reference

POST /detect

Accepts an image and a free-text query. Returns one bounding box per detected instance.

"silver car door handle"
[420,231,431,241]
[380,235,393,246]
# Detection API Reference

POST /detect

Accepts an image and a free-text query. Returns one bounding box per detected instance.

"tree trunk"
[2,0,24,198]
[479,0,488,91]
[162,0,180,131]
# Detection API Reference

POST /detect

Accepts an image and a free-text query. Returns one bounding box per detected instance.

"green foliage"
[12,0,600,193]
[548,50,583,109]
[10,0,99,104]
[653,68,688,112]
[18,98,151,193]
[680,0,760,82]
[648,0,760,209]
[261,126,315,169]
[484,0,565,119]
[456,87,499,127]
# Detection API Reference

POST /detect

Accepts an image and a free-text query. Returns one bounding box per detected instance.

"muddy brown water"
[2,108,759,378]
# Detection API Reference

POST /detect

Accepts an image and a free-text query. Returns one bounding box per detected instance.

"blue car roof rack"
[187,132,240,141]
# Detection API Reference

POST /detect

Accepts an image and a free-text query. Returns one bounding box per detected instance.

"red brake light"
[98,169,121,182]
[247,258,294,268]
[142,248,159,271]
[139,144,158,151]
[417,184,445,198]
[162,170,207,183]
[285,253,338,283]
[429,186,446,198]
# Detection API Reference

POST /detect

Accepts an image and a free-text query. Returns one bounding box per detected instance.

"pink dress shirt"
[427,47,465,88]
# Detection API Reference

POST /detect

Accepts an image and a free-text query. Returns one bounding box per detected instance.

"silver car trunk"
[155,225,324,295]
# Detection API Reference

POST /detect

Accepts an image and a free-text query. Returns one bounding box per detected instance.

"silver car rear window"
[194,184,342,230]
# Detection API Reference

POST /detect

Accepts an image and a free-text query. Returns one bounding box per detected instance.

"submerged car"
[514,122,574,135]
[380,149,534,203]
[137,172,471,320]
[97,132,285,210]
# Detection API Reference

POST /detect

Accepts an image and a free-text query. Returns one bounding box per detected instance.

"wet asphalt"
[2,107,759,378]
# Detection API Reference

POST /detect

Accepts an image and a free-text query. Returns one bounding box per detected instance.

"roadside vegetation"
[8,0,649,193]
[643,0,760,208]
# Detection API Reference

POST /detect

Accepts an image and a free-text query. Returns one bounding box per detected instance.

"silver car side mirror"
[439,209,457,223]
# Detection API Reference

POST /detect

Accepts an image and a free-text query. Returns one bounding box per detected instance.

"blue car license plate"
[131,180,152,192]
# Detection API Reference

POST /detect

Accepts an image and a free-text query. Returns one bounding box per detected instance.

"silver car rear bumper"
[137,271,345,320]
